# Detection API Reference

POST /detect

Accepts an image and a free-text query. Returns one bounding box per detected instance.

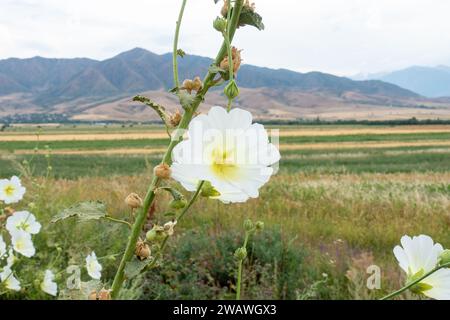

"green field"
[1,124,449,299]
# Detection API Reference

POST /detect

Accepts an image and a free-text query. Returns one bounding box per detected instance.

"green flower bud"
[439,249,450,266]
[170,198,187,210]
[234,247,247,260]
[201,181,221,198]
[224,80,239,100]
[146,229,157,242]
[146,225,166,242]
[243,219,254,232]
[255,221,264,231]
[213,17,227,32]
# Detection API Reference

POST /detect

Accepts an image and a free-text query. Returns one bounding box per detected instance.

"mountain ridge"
[2,48,450,122]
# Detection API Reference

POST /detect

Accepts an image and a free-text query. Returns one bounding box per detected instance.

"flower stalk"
[172,0,187,88]
[380,261,450,300]
[110,0,245,299]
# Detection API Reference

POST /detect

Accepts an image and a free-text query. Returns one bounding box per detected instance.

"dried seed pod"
[220,47,242,75]
[169,109,182,127]
[125,193,143,209]
[154,163,171,180]
[191,76,203,92]
[181,79,194,94]
[135,239,151,260]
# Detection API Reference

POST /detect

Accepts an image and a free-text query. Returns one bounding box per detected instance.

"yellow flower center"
[210,148,239,180]
[4,185,15,196]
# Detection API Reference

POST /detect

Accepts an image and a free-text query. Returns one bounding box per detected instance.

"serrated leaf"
[124,257,153,279]
[177,49,186,57]
[52,201,107,223]
[239,7,264,30]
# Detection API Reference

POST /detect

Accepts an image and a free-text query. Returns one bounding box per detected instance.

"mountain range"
[354,66,450,98]
[1,48,450,122]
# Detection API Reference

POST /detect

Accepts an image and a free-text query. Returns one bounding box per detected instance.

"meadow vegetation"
[0,124,449,299]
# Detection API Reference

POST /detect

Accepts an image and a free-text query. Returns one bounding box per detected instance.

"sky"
[1,0,450,76]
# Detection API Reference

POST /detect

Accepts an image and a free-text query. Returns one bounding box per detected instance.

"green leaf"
[52,201,107,223]
[238,7,264,30]
[177,49,186,57]
[124,257,153,279]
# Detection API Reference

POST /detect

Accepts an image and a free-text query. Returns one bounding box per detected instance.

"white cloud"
[1,0,450,75]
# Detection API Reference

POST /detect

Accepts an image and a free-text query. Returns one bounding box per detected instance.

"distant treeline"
[2,114,450,127]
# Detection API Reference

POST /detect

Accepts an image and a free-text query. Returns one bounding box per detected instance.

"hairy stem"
[173,0,187,88]
[225,0,234,111]
[110,0,244,299]
[380,262,450,300]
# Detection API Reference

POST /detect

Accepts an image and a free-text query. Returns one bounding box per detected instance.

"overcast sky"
[2,0,450,76]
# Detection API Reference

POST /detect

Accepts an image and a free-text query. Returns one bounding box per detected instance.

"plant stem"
[225,0,234,111]
[236,232,250,300]
[104,216,132,229]
[173,0,187,88]
[110,1,245,299]
[380,262,450,300]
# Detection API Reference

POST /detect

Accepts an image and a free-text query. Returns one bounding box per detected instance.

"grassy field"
[1,124,449,299]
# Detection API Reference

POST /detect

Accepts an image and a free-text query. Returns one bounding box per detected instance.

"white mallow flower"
[6,211,41,235]
[10,230,36,258]
[86,251,102,280]
[171,107,280,203]
[0,176,26,204]
[393,234,450,300]
[0,266,21,291]
[7,249,17,267]
[0,235,6,258]
[41,270,57,296]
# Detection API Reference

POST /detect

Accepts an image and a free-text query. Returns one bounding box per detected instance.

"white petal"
[422,268,450,300]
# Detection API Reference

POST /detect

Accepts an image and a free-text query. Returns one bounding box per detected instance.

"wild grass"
[1,124,449,299]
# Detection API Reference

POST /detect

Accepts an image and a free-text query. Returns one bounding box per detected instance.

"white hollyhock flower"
[0,266,21,291]
[10,230,36,258]
[86,251,102,280]
[41,270,57,296]
[6,211,41,235]
[393,234,450,300]
[0,235,6,258]
[0,176,26,204]
[6,249,17,267]
[171,106,280,203]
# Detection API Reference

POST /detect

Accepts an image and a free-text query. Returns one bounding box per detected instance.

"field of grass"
[1,124,449,300]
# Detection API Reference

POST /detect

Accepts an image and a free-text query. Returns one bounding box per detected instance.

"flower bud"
[97,288,111,300]
[169,109,182,127]
[224,80,239,100]
[201,181,221,198]
[170,198,187,210]
[234,247,247,260]
[125,193,143,209]
[255,221,264,231]
[439,249,450,266]
[135,239,151,260]
[213,17,227,32]
[146,225,165,242]
[243,219,254,232]
[154,163,171,180]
